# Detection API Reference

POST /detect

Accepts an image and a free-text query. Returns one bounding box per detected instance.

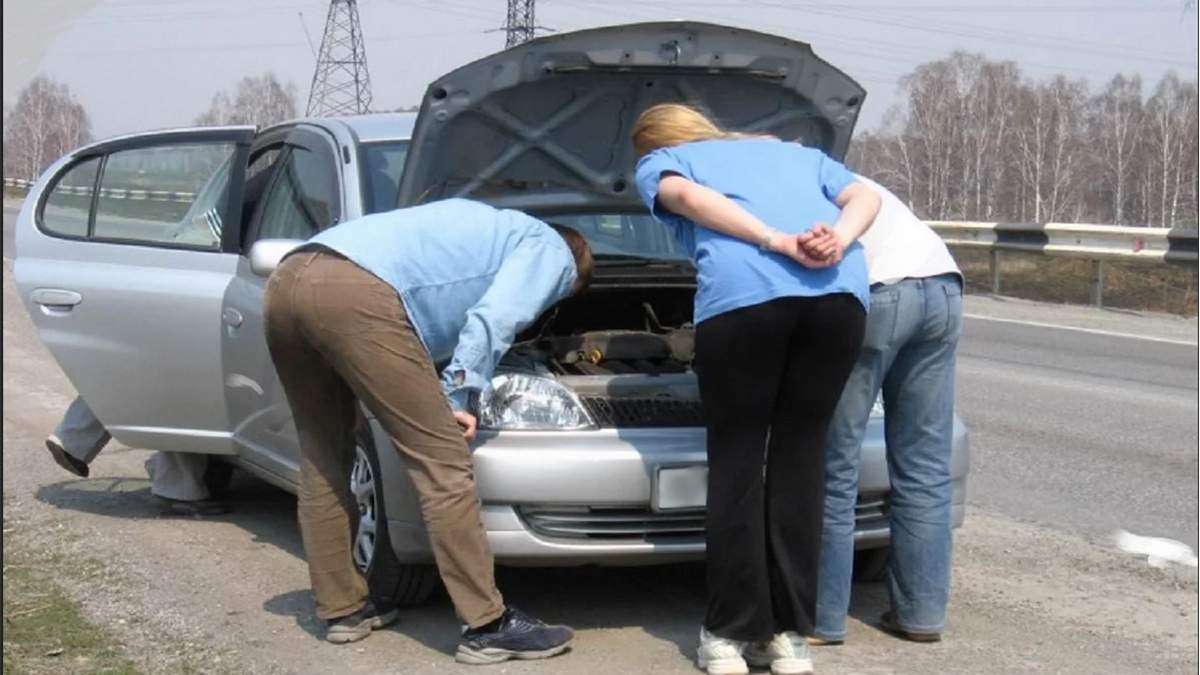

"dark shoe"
[326,600,399,644]
[45,436,89,478]
[155,496,227,517]
[807,636,844,647]
[456,607,574,665]
[879,611,941,643]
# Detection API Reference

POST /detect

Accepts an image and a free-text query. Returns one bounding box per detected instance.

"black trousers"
[696,294,866,641]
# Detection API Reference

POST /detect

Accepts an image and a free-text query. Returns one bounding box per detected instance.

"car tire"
[202,457,236,498]
[352,425,438,607]
[853,546,890,583]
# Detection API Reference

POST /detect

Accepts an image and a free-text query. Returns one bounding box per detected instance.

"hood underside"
[396,21,866,212]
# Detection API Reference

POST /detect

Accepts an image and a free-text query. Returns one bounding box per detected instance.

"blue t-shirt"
[634,139,870,323]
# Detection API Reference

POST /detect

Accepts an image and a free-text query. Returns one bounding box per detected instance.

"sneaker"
[879,611,941,643]
[456,607,573,665]
[325,599,399,644]
[697,626,748,675]
[45,436,89,478]
[744,631,814,674]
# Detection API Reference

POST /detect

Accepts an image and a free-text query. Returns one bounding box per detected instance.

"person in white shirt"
[812,175,963,644]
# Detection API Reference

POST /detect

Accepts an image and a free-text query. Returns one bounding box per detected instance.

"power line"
[550,0,1195,76]
[740,0,1197,67]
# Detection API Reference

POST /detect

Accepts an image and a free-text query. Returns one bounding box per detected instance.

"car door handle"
[31,288,82,313]
[222,308,244,328]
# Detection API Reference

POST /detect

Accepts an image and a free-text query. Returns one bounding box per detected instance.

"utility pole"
[504,0,537,48]
[307,0,372,117]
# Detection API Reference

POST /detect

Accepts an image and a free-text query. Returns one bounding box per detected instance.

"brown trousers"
[263,249,505,627]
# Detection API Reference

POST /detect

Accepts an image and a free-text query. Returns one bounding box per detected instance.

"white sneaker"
[697,626,749,675]
[744,631,814,675]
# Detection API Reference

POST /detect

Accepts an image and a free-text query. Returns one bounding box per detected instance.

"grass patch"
[950,246,1199,316]
[3,520,142,675]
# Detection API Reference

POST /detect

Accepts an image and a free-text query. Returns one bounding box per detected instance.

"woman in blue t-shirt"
[632,104,880,675]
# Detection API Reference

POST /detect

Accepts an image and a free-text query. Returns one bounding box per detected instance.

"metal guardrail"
[930,221,1198,306]
[4,177,195,203]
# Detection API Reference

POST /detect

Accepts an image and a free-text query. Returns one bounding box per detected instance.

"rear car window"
[41,157,100,238]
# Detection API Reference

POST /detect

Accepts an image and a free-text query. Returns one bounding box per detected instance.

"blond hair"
[632,103,772,158]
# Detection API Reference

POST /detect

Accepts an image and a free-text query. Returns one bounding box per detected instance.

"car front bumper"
[378,418,970,565]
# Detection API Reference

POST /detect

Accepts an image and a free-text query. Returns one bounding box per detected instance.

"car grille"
[578,396,705,428]
[520,506,706,540]
[520,494,890,541]
[855,494,890,529]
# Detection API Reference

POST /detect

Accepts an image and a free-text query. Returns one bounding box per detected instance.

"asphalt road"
[3,204,1198,674]
[959,309,1199,546]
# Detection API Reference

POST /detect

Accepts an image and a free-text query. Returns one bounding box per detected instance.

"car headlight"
[870,393,885,417]
[478,373,596,430]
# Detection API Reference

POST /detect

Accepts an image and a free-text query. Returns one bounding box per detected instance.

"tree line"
[846,52,1199,228]
[2,73,300,180]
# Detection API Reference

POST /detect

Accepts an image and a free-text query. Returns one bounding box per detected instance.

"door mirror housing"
[249,239,306,277]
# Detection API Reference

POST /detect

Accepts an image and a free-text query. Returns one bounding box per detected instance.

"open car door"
[13,127,254,454]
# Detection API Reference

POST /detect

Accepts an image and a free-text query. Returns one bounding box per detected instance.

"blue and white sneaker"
[456,607,574,665]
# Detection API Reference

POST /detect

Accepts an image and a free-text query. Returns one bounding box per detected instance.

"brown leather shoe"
[807,636,843,646]
[879,612,941,642]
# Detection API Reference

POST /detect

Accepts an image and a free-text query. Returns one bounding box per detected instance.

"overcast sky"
[4,0,1198,140]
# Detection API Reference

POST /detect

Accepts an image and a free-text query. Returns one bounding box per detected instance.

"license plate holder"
[652,464,708,512]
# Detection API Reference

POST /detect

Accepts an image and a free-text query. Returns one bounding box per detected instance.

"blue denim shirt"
[306,199,578,411]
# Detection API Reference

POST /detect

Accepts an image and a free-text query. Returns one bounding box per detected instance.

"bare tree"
[2,76,92,179]
[1010,77,1089,222]
[1087,75,1144,224]
[195,72,298,128]
[1140,73,1197,227]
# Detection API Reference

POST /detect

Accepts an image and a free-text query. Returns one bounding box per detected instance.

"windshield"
[361,141,688,262]
[549,213,690,262]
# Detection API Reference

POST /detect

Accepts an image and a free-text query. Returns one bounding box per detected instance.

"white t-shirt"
[855,174,961,286]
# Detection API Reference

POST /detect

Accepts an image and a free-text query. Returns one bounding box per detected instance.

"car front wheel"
[351,427,438,607]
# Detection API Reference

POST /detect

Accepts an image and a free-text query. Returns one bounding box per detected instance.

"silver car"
[14,22,969,605]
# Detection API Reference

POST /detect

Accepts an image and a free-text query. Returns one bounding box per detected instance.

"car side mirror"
[249,239,305,277]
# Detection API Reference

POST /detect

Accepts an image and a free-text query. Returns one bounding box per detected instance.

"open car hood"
[396,21,866,212]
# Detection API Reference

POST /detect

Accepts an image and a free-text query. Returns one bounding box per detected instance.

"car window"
[255,144,338,241]
[90,143,236,249]
[361,141,409,214]
[41,157,101,238]
[248,147,281,181]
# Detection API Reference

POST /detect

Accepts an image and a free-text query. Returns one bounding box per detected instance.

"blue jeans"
[814,274,962,640]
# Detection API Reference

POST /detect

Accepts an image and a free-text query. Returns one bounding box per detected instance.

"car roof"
[326,112,417,143]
